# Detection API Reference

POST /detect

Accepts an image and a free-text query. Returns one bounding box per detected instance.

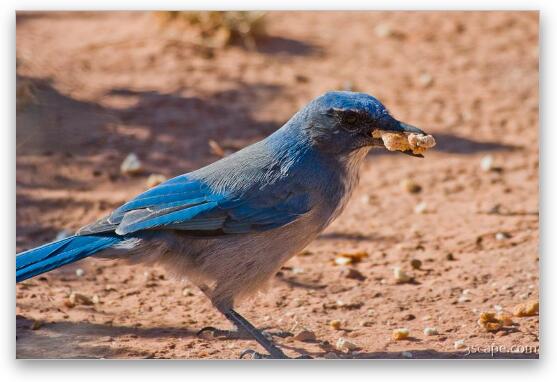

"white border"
[3,1,553,382]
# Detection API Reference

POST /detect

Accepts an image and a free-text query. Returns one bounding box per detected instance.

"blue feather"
[16,234,121,282]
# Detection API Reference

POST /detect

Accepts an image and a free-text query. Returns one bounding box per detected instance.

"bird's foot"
[197,326,292,341]
[197,326,246,339]
[239,348,313,360]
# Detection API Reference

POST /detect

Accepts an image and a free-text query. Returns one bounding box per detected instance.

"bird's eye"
[344,115,357,124]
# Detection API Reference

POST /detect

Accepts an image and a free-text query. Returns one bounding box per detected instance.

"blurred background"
[16,11,539,359]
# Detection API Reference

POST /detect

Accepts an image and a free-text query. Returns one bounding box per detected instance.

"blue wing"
[78,174,312,237]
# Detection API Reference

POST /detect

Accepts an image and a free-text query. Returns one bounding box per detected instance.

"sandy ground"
[15,11,539,359]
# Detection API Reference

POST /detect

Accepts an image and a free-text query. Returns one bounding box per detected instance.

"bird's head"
[298,91,427,157]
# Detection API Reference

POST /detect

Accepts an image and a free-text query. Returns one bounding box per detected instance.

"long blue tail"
[16,234,122,282]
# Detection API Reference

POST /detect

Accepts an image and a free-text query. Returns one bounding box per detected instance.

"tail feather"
[16,234,121,282]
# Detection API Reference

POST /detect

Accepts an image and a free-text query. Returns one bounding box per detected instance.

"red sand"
[16,11,539,359]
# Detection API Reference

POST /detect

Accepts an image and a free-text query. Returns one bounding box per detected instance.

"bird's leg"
[223,309,289,359]
[195,284,290,342]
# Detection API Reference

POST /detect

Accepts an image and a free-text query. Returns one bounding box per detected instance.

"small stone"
[403,313,416,321]
[480,155,494,172]
[146,174,167,188]
[31,320,42,330]
[454,339,466,349]
[414,202,428,214]
[208,140,226,157]
[92,294,100,304]
[410,259,422,270]
[477,312,504,332]
[393,267,412,283]
[458,295,471,303]
[360,320,374,327]
[120,153,143,175]
[335,337,359,351]
[374,23,406,39]
[182,288,194,297]
[392,328,410,340]
[495,232,511,241]
[401,351,413,358]
[417,72,434,88]
[334,256,352,266]
[334,252,368,266]
[401,178,422,194]
[329,320,342,330]
[423,327,438,336]
[513,300,539,317]
[293,329,316,342]
[340,267,366,281]
[68,292,93,306]
[446,253,455,261]
[75,268,85,277]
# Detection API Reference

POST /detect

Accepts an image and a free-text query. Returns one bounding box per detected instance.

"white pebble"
[336,337,359,352]
[495,232,511,241]
[120,153,143,175]
[423,327,438,336]
[75,268,85,277]
[454,339,466,349]
[458,295,471,303]
[480,155,494,172]
[402,351,413,358]
[393,267,412,283]
[414,202,428,214]
[146,174,167,188]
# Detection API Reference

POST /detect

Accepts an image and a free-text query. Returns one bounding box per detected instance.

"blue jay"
[16,91,428,359]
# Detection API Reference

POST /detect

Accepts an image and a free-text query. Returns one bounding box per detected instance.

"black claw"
[239,349,270,359]
[196,326,219,337]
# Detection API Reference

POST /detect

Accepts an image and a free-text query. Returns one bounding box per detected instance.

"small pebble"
[480,155,494,172]
[335,337,359,351]
[414,202,428,214]
[68,292,93,306]
[458,295,471,303]
[401,351,413,358]
[392,328,410,340]
[423,327,438,336]
[446,253,455,261]
[146,174,167,188]
[329,320,342,330]
[208,140,226,157]
[495,232,511,241]
[513,300,539,317]
[340,267,366,281]
[417,72,434,88]
[293,329,316,342]
[75,268,85,277]
[401,178,422,194]
[120,153,143,175]
[454,339,466,349]
[393,267,412,283]
[410,259,422,270]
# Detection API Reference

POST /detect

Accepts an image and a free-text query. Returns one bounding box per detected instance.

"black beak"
[384,120,427,135]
